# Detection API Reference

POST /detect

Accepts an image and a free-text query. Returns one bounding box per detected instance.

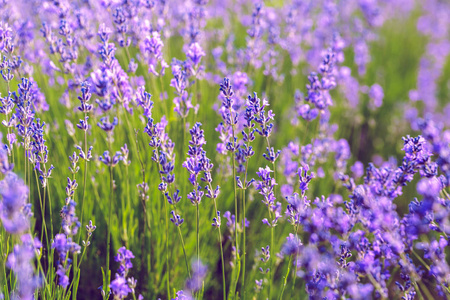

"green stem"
[106,163,113,295]
[65,234,93,296]
[47,182,54,247]
[182,117,187,210]
[34,169,48,248]
[163,195,171,299]
[241,188,246,300]
[229,107,239,297]
[212,197,226,300]
[291,256,297,298]
[279,256,292,300]
[78,127,88,244]
[417,279,434,299]
[176,225,191,278]
[411,250,430,271]
[72,254,78,300]
[269,223,274,299]
[367,272,387,299]
[196,201,200,269]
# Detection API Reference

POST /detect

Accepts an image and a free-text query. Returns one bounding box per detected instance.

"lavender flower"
[77,82,93,131]
[6,234,42,298]
[0,173,30,234]
[97,116,118,132]
[136,86,154,118]
[110,247,138,300]
[185,260,207,293]
[52,233,81,288]
[170,210,184,227]
[183,122,207,205]
[281,234,303,256]
[185,42,205,77]
[99,151,123,167]
[0,133,13,173]
[171,63,193,118]
[143,31,168,76]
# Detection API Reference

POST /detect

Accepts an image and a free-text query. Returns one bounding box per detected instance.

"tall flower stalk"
[98,117,121,297]
[218,78,240,297]
[255,166,281,298]
[145,112,191,296]
[183,122,223,295]
[76,82,93,244]
[73,81,93,300]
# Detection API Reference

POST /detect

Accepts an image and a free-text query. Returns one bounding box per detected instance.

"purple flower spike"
[99,151,123,167]
[186,42,205,68]
[143,31,168,76]
[170,210,184,227]
[110,246,138,299]
[186,260,207,293]
[97,116,118,132]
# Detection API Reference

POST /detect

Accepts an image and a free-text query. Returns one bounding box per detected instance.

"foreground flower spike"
[99,150,123,167]
[6,234,42,299]
[183,122,210,279]
[0,173,30,234]
[185,260,208,294]
[52,233,81,288]
[77,81,93,132]
[255,165,282,297]
[183,122,207,205]
[97,116,118,133]
[30,118,54,188]
[110,247,140,300]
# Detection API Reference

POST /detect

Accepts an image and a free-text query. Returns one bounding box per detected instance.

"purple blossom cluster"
[110,247,142,300]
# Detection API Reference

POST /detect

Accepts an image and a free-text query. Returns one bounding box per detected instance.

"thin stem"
[231,150,240,293]
[225,101,241,298]
[125,164,130,244]
[153,144,190,281]
[66,234,93,294]
[291,225,299,298]
[279,256,292,300]
[24,146,27,198]
[212,196,226,300]
[163,194,171,299]
[367,272,387,299]
[196,202,200,269]
[106,162,113,295]
[411,250,430,271]
[72,253,78,300]
[269,222,274,299]
[263,135,277,299]
[241,124,253,300]
[218,227,226,300]
[171,200,190,277]
[176,225,191,278]
[414,282,425,300]
[182,117,187,209]
[78,127,88,244]
[400,252,433,299]
[34,169,48,247]
[241,188,246,299]
[47,182,54,247]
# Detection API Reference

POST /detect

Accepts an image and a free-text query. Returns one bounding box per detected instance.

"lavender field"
[0,0,449,299]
